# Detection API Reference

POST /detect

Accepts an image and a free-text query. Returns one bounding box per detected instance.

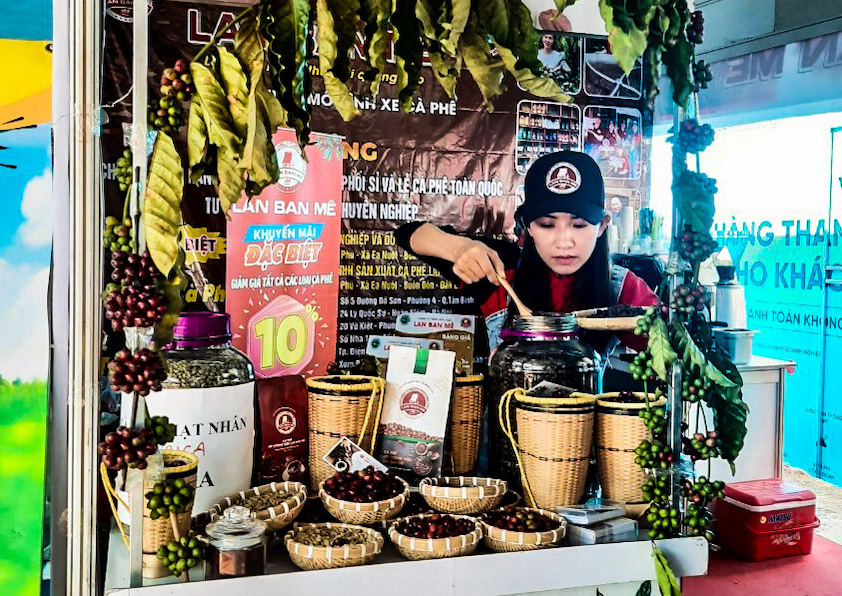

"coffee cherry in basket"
[396,514,475,539]
[482,506,558,532]
[156,534,205,576]
[323,466,404,503]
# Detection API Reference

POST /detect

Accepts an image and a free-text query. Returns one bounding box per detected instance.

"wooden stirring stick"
[496,272,533,317]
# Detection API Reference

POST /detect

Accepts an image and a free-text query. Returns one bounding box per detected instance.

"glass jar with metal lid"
[145,312,257,512]
[205,506,268,579]
[487,313,601,489]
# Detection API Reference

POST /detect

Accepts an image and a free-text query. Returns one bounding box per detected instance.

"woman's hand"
[451,238,506,285]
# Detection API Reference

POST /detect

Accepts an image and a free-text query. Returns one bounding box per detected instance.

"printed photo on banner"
[605,188,641,254]
[584,38,643,99]
[583,106,642,180]
[516,100,581,175]
[535,33,582,95]
[522,0,607,34]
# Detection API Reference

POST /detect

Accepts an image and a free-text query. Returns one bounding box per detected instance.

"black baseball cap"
[516,151,605,226]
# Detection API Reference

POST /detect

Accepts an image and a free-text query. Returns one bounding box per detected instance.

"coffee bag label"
[394,313,475,374]
[376,346,455,482]
[365,335,443,375]
[257,376,309,485]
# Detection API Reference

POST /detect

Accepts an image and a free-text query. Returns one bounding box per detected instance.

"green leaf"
[242,80,278,194]
[317,0,361,121]
[554,0,579,11]
[233,11,264,79]
[459,20,506,110]
[142,132,184,276]
[261,0,311,148]
[673,168,715,235]
[474,0,509,46]
[257,85,287,132]
[440,0,469,56]
[426,40,460,98]
[187,96,209,185]
[708,347,748,468]
[647,317,676,381]
[391,0,425,112]
[670,319,737,389]
[154,247,187,349]
[215,148,245,216]
[190,61,242,154]
[663,33,694,109]
[497,45,570,102]
[218,47,250,140]
[358,0,391,96]
[634,580,652,596]
[323,0,363,83]
[598,0,652,74]
[653,547,681,596]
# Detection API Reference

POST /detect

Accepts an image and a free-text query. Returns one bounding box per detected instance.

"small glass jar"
[488,314,601,489]
[162,312,254,389]
[205,506,267,579]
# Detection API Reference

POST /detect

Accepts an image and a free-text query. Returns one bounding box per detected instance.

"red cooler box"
[716,478,820,561]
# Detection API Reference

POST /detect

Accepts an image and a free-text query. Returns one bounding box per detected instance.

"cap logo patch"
[545,162,581,194]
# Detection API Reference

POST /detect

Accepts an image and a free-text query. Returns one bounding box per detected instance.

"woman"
[396,151,657,355]
[537,34,570,76]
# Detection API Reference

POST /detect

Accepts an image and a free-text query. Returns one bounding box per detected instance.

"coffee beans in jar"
[488,314,600,490]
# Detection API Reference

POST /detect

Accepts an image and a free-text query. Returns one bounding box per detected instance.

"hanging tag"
[413,348,430,375]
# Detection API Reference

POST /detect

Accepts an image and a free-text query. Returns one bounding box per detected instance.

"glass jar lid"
[206,506,266,549]
[501,313,579,339]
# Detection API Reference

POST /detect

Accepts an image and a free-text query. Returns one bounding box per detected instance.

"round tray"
[419,477,507,515]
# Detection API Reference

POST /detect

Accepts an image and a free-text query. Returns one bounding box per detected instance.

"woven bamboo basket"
[480,507,567,552]
[319,476,410,524]
[389,514,482,560]
[207,481,308,533]
[574,308,643,331]
[499,389,597,510]
[284,522,384,570]
[595,393,667,509]
[419,477,507,515]
[306,375,386,491]
[141,450,199,578]
[446,375,484,476]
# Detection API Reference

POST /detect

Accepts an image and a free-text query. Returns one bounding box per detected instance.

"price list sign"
[226,129,343,378]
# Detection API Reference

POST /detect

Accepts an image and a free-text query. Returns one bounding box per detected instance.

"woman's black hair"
[507,228,615,352]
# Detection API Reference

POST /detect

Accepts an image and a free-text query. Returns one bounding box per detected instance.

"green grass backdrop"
[0,380,48,596]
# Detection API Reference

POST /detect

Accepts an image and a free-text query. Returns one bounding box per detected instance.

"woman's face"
[542,35,554,49]
[528,212,610,276]
[609,122,616,132]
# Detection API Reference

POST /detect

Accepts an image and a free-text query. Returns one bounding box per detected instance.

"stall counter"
[105,529,708,596]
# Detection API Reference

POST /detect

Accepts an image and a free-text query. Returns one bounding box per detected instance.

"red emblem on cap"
[546,162,581,194]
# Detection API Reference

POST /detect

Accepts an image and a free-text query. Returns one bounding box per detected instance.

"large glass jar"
[162,312,254,389]
[487,314,601,489]
[145,312,256,511]
[205,506,267,579]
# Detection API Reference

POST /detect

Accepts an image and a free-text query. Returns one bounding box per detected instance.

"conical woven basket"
[446,375,484,476]
[306,375,385,491]
[595,393,666,507]
[499,390,597,510]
